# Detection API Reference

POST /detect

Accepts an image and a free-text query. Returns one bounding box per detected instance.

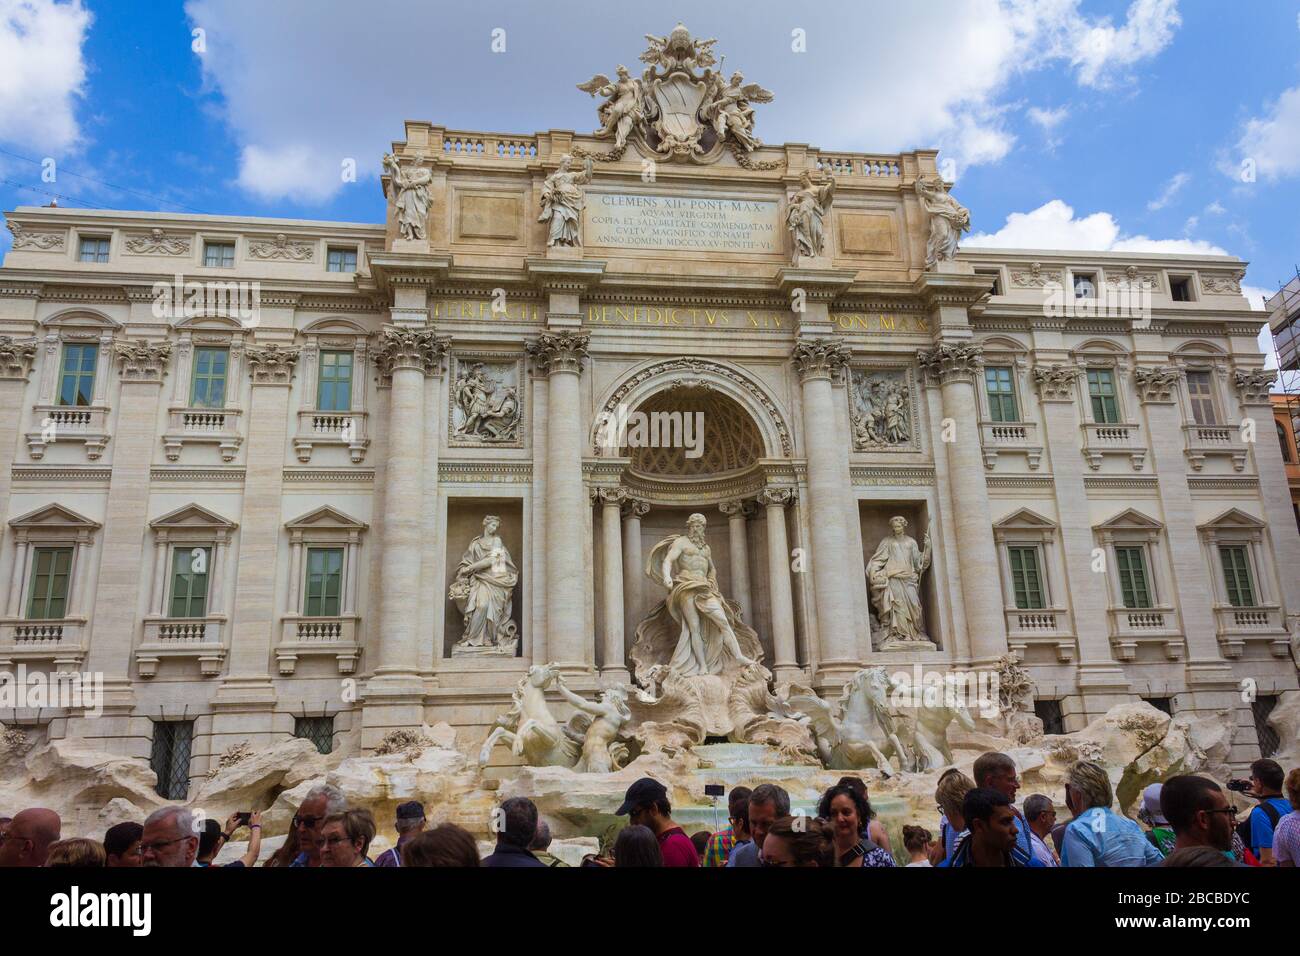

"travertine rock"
[1267,691,1300,766]
[189,737,327,815]
[0,738,165,822]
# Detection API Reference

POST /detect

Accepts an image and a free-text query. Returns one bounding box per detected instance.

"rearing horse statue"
[786,666,911,774]
[478,663,580,767]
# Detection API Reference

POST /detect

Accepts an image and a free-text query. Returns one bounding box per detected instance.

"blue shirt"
[1249,797,1293,855]
[726,839,760,867]
[1059,807,1164,867]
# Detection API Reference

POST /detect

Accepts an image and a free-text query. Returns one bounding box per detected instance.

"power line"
[0,146,209,214]
[0,178,110,210]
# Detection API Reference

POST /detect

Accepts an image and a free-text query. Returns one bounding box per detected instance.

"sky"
[2,0,1299,363]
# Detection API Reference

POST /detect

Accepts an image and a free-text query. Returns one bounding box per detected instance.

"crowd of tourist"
[1,754,1295,868]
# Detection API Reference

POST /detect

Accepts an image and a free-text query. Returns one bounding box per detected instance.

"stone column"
[527,330,591,673]
[597,487,628,681]
[918,342,1008,665]
[792,338,859,678]
[621,497,649,658]
[759,487,800,683]
[0,337,37,549]
[85,340,172,713]
[719,499,754,622]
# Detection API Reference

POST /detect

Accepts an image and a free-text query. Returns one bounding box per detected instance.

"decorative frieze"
[374,326,450,377]
[245,344,300,385]
[449,356,523,445]
[1200,272,1243,295]
[123,229,191,256]
[1232,368,1275,405]
[247,233,314,261]
[916,342,981,385]
[0,336,38,379]
[792,337,849,382]
[114,340,172,382]
[1133,366,1182,404]
[6,220,65,251]
[1105,266,1159,291]
[1009,262,1061,289]
[848,465,936,486]
[527,330,590,376]
[1032,364,1078,402]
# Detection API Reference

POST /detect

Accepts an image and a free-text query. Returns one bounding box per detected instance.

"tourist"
[817,783,895,866]
[320,809,376,867]
[1021,794,1060,866]
[140,807,200,868]
[483,797,547,867]
[1137,783,1176,857]
[1242,758,1292,865]
[401,823,481,867]
[933,768,975,864]
[902,825,933,866]
[45,838,106,868]
[727,783,790,867]
[374,800,426,867]
[614,824,664,867]
[690,830,711,864]
[264,823,302,867]
[103,821,143,868]
[1159,774,1238,862]
[836,775,892,853]
[529,820,569,867]
[0,808,60,868]
[760,816,834,867]
[288,783,348,867]
[938,788,1044,867]
[1059,760,1162,867]
[614,777,698,867]
[704,785,751,867]
[974,752,1034,861]
[1270,768,1300,867]
[210,812,263,868]
[1161,846,1237,867]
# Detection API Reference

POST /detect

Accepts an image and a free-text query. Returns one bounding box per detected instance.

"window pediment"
[1198,508,1266,532]
[1094,507,1163,532]
[9,503,101,531]
[285,505,367,532]
[149,503,238,532]
[993,507,1056,531]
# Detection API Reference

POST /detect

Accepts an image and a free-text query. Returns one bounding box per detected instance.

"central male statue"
[647,513,757,676]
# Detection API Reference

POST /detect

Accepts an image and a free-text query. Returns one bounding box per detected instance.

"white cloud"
[1146,171,1190,211]
[1070,0,1182,88]
[1204,200,1226,215]
[0,0,92,153]
[236,144,341,204]
[1027,105,1069,132]
[966,198,1228,254]
[1232,85,1300,182]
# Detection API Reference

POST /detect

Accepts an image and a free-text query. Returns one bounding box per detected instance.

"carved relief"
[1232,368,1276,404]
[114,340,172,381]
[0,336,38,379]
[850,367,916,451]
[917,342,982,385]
[1009,261,1062,289]
[1032,364,1079,402]
[124,229,192,256]
[245,344,300,385]
[6,220,65,251]
[449,356,523,445]
[247,233,314,261]
[1133,366,1182,403]
[1105,265,1159,291]
[1201,272,1244,295]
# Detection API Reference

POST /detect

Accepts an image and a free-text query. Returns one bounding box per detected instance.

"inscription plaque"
[584,191,782,253]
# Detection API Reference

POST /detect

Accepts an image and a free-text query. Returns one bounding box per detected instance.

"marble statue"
[915,176,970,268]
[453,363,520,442]
[785,667,910,773]
[851,371,912,449]
[647,512,757,676]
[886,672,977,773]
[383,152,432,242]
[449,515,518,654]
[867,516,933,649]
[786,170,835,261]
[553,677,632,773]
[576,65,647,149]
[699,70,772,152]
[538,153,594,247]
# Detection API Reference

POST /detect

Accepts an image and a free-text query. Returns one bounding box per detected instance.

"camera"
[1225,779,1254,793]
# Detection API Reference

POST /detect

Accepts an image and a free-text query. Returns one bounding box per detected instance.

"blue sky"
[3,0,1300,341]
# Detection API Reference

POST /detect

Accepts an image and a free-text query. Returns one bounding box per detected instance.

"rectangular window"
[1169,276,1192,302]
[1034,699,1064,736]
[58,342,98,406]
[78,236,110,263]
[304,547,344,617]
[294,716,335,755]
[1185,370,1217,425]
[326,247,357,273]
[1073,273,1096,298]
[976,269,1002,295]
[1087,368,1120,423]
[1007,546,1045,609]
[169,547,211,619]
[1143,697,1173,715]
[984,366,1018,423]
[317,350,353,411]
[1114,546,1153,609]
[26,547,72,619]
[1219,545,1256,608]
[1252,696,1280,758]
[189,347,229,409]
[203,241,235,268]
[150,720,194,800]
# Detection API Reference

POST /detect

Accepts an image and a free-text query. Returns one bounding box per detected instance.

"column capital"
[917,341,982,386]
[528,330,590,376]
[1133,366,1183,404]
[114,339,172,383]
[719,498,755,518]
[374,325,450,377]
[0,335,37,380]
[792,336,849,383]
[1232,367,1277,405]
[758,486,796,508]
[593,485,627,505]
[245,343,300,386]
[621,497,650,519]
[1032,363,1078,402]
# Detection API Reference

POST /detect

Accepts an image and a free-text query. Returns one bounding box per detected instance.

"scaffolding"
[1266,269,1300,441]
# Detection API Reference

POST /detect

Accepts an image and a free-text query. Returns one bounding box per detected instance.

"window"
[150,721,194,800]
[203,241,235,268]
[1007,546,1045,609]
[1169,276,1192,302]
[317,351,353,411]
[169,547,211,618]
[26,547,72,619]
[976,269,1002,295]
[1251,696,1280,758]
[78,236,110,263]
[984,366,1018,422]
[1034,699,1064,736]
[1185,371,1217,425]
[1114,546,1153,609]
[1279,421,1294,463]
[294,716,335,755]
[189,347,228,408]
[304,547,344,616]
[326,247,357,273]
[58,342,98,406]
[1143,697,1173,715]
[1087,368,1120,423]
[1218,545,1256,608]
[1073,273,1096,299]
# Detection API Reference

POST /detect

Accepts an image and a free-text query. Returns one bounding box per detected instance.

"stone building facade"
[2,76,1298,790]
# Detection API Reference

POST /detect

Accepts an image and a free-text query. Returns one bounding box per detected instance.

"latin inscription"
[584,192,782,253]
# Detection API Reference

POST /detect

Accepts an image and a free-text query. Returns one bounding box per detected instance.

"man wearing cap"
[1138,783,1175,858]
[615,777,699,867]
[375,801,426,867]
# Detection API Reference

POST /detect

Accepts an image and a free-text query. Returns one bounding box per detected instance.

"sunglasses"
[293,815,324,829]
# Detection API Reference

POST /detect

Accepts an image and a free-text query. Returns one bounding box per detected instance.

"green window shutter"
[305,547,344,616]
[985,367,1018,423]
[27,547,72,619]
[1008,546,1044,609]
[1219,546,1255,608]
[317,351,353,412]
[190,348,229,408]
[1115,546,1152,609]
[169,547,211,618]
[1088,369,1119,424]
[58,343,98,407]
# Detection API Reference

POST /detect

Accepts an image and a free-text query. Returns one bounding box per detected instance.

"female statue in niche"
[449,514,518,650]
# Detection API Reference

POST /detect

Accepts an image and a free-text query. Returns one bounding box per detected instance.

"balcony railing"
[0,618,87,667]
[1107,606,1182,660]
[1183,423,1248,472]
[979,420,1044,470]
[136,617,227,677]
[26,405,110,460]
[1212,604,1290,658]
[163,406,244,461]
[1081,421,1147,471]
[294,410,369,463]
[1003,607,1074,661]
[277,615,361,674]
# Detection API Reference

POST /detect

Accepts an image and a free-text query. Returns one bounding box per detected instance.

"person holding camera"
[1232,758,1292,866]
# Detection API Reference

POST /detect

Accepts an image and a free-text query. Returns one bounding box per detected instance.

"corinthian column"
[719,499,754,622]
[527,330,591,672]
[759,487,800,683]
[918,342,1007,664]
[0,337,36,557]
[792,337,860,677]
[597,487,628,681]
[621,497,649,656]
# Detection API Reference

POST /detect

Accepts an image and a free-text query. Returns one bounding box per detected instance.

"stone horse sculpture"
[785,666,910,774]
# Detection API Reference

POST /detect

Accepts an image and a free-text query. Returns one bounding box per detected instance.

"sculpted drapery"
[867,516,932,644]
[450,515,518,648]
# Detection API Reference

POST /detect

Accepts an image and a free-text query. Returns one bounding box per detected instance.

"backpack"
[1235,800,1281,850]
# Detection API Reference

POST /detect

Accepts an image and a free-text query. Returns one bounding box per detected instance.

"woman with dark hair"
[835,775,892,853]
[614,824,663,867]
[818,784,896,867]
[759,816,834,867]
[401,823,481,867]
[902,825,934,866]
[263,822,300,868]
